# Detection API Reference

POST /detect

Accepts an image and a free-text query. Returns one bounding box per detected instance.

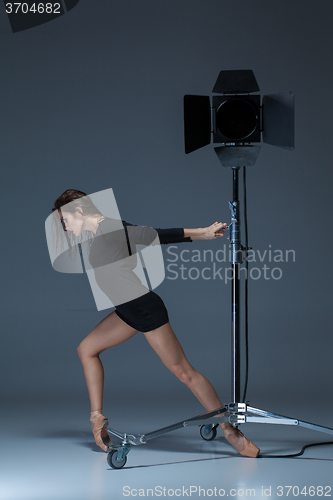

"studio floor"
[1,394,333,500]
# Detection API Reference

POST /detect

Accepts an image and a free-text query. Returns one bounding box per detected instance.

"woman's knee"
[171,364,196,386]
[77,340,98,360]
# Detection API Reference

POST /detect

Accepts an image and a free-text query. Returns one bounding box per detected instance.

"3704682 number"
[277,485,332,496]
[5,3,61,14]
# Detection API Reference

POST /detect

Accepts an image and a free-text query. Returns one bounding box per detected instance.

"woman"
[52,189,259,458]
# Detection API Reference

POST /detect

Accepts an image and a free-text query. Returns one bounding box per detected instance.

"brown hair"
[51,189,102,260]
[52,189,103,216]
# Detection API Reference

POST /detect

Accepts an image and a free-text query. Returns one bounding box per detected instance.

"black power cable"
[259,440,333,459]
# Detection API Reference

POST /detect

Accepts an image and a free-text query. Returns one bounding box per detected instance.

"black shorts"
[115,291,169,332]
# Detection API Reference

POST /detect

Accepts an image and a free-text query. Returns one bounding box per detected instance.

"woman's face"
[60,210,84,236]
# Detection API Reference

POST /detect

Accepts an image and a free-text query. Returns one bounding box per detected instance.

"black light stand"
[229,167,239,403]
[182,69,333,451]
[230,166,242,404]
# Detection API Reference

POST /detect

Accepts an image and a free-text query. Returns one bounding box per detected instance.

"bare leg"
[77,311,138,411]
[144,322,259,457]
[77,311,138,450]
[144,323,223,411]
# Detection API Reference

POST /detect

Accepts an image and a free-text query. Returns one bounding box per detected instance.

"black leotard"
[88,218,192,332]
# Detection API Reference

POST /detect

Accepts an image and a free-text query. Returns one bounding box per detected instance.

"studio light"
[179,70,333,457]
[184,69,295,167]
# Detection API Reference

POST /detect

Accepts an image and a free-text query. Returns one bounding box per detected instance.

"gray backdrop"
[1,0,332,414]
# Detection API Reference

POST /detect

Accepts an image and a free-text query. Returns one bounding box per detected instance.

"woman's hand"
[184,222,227,241]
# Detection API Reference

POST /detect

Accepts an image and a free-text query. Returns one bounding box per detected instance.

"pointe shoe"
[90,413,112,452]
[222,423,260,458]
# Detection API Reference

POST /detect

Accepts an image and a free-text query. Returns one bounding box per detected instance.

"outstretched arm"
[184,222,227,241]
[121,221,227,245]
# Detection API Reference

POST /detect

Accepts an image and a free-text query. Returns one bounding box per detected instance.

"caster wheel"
[107,449,127,469]
[200,424,217,441]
